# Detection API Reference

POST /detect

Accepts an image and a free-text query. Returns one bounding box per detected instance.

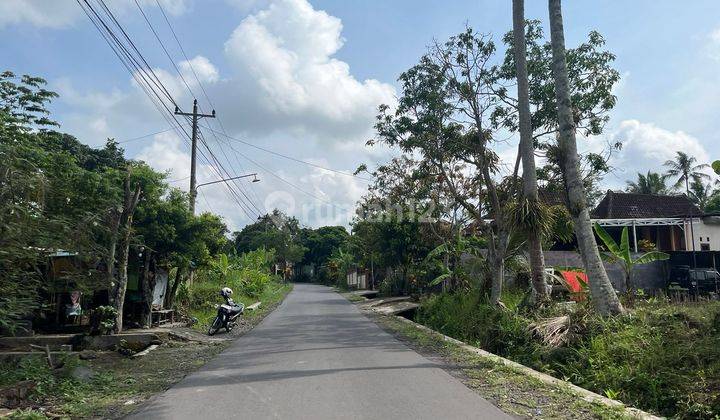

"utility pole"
[175,99,215,214]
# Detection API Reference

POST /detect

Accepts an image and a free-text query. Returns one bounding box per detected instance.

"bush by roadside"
[0,280,292,419]
[416,291,720,419]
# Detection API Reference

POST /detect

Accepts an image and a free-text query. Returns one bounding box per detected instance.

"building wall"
[684,218,720,251]
[544,250,668,292]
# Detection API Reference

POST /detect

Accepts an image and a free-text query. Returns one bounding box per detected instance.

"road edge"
[339,290,662,420]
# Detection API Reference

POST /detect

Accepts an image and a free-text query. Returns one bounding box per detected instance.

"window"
[691,271,705,281]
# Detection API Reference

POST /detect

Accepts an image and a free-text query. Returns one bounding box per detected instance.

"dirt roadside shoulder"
[0,284,293,420]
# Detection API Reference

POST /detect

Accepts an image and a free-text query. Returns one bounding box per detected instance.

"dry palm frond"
[530,315,571,347]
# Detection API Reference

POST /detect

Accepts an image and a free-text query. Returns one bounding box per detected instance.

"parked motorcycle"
[207,287,244,335]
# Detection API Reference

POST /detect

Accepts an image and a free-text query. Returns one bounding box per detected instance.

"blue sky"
[2,0,720,230]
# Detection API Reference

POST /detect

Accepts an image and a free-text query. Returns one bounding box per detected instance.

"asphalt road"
[128,283,510,419]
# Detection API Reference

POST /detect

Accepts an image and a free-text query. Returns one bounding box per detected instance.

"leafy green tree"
[688,175,714,211]
[663,151,710,195]
[232,210,306,279]
[594,223,669,293]
[625,171,668,195]
[327,248,355,287]
[0,72,110,331]
[298,226,348,281]
[705,193,720,214]
[496,20,622,206]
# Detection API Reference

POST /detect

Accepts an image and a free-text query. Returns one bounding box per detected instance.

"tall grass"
[416,291,720,418]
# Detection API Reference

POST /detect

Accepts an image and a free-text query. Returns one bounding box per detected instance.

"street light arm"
[196,173,259,188]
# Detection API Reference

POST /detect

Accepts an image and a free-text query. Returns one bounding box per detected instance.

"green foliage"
[232,210,306,267]
[506,197,554,236]
[625,171,668,195]
[593,223,669,292]
[706,194,720,214]
[417,291,543,367]
[557,304,720,417]
[0,71,117,331]
[326,248,355,287]
[664,151,710,194]
[298,225,348,281]
[0,71,232,328]
[89,306,118,335]
[189,248,277,308]
[417,293,720,418]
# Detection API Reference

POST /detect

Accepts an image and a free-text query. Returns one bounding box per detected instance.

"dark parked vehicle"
[208,287,244,335]
[668,265,720,294]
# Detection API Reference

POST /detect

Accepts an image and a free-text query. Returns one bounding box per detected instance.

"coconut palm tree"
[689,174,714,211]
[548,0,623,315]
[625,171,668,195]
[513,0,549,303]
[663,151,710,195]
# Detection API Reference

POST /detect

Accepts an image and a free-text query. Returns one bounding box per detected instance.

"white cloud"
[707,27,720,61]
[51,0,394,229]
[601,119,711,186]
[0,0,189,29]
[136,132,191,180]
[217,0,396,143]
[179,56,219,85]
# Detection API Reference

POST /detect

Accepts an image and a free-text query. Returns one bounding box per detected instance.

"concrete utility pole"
[175,99,215,214]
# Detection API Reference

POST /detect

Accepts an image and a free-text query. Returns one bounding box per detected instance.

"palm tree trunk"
[513,0,549,303]
[489,253,504,304]
[548,0,623,315]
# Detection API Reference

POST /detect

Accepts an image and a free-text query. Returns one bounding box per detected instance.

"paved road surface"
[128,284,510,419]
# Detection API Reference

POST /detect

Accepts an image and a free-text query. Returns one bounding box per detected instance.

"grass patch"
[373,314,630,419]
[414,291,720,418]
[187,281,292,332]
[0,341,226,419]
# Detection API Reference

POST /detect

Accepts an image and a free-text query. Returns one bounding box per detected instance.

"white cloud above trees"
[600,120,711,186]
[51,0,394,228]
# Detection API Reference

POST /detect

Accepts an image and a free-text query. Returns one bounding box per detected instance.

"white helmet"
[220,287,233,297]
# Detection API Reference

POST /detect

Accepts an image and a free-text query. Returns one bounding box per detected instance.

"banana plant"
[593,223,669,294]
[424,233,484,289]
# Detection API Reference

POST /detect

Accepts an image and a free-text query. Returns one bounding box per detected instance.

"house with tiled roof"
[591,190,720,252]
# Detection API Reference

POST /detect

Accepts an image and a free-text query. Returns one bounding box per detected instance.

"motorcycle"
[208,287,244,335]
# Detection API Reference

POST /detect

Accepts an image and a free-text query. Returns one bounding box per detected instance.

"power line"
[77,0,190,143]
[77,0,259,221]
[133,0,196,101]
[200,125,373,182]
[224,141,353,212]
[76,0,262,220]
[117,126,182,143]
[153,0,265,213]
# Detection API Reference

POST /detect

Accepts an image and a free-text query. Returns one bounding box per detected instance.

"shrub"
[416,292,720,418]
[89,306,117,335]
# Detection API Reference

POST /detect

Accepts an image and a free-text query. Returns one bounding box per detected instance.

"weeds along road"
[127,284,510,420]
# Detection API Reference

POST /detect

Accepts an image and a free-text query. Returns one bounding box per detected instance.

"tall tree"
[512,0,548,302]
[688,174,714,211]
[548,0,623,315]
[371,30,513,304]
[109,169,142,333]
[663,151,710,195]
[625,171,668,195]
